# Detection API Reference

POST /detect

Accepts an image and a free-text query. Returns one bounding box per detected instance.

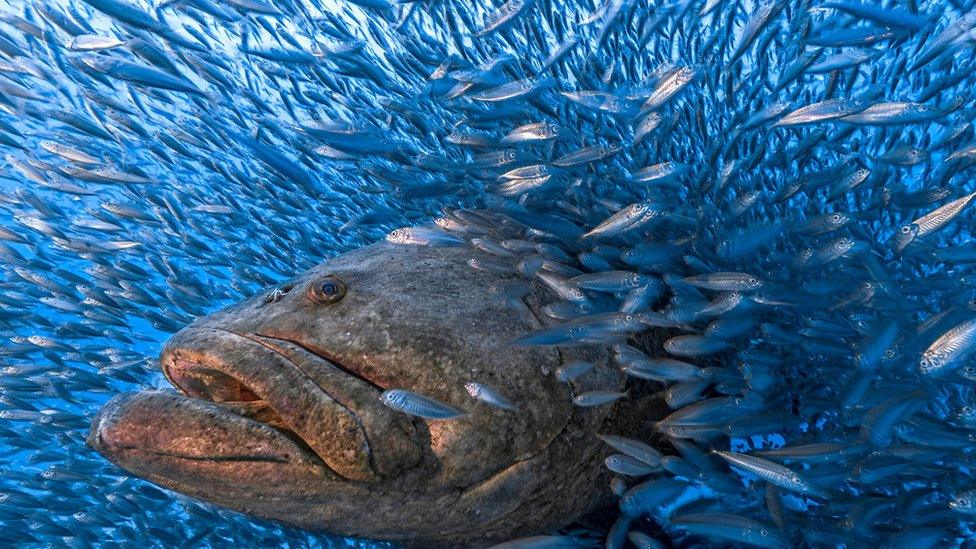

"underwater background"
[1,0,976,546]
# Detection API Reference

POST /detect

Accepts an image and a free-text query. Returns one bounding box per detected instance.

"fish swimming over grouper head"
[89,240,667,547]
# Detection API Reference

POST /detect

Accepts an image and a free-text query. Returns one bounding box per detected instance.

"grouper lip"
[88,390,332,474]
[158,326,385,482]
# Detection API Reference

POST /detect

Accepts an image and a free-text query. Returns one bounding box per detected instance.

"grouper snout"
[90,241,657,546]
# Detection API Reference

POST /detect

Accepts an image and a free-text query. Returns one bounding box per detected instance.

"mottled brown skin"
[89,242,666,547]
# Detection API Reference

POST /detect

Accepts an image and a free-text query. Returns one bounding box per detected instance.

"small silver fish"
[464,382,518,411]
[774,98,868,126]
[555,361,595,383]
[919,319,976,376]
[671,513,788,548]
[502,122,560,143]
[714,451,825,498]
[682,272,764,292]
[664,335,731,357]
[68,34,127,51]
[622,357,701,382]
[642,67,695,112]
[605,454,657,476]
[573,390,627,407]
[386,227,466,247]
[597,434,663,467]
[39,141,100,165]
[892,192,976,252]
[583,201,660,238]
[379,389,465,420]
[468,257,515,275]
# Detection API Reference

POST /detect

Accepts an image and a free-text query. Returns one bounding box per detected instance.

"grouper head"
[89,241,657,546]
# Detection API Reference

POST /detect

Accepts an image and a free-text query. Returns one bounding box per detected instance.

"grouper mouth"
[90,326,424,486]
[161,334,333,473]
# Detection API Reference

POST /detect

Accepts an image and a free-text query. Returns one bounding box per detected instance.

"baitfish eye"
[307,275,346,304]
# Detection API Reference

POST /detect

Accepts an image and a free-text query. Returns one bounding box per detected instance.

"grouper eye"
[307,275,346,304]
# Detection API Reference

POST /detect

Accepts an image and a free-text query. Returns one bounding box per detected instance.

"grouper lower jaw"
[88,242,660,546]
[87,391,334,491]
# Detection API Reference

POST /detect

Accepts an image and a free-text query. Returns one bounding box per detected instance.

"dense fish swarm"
[0,0,976,546]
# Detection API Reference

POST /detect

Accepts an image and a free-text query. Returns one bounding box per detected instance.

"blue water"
[2,0,976,546]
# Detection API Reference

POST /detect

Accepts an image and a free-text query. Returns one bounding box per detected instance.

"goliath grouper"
[89,240,666,547]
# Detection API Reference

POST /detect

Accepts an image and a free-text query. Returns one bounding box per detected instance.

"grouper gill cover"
[1,0,976,546]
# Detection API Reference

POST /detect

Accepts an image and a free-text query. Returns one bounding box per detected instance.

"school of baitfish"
[1,0,976,546]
